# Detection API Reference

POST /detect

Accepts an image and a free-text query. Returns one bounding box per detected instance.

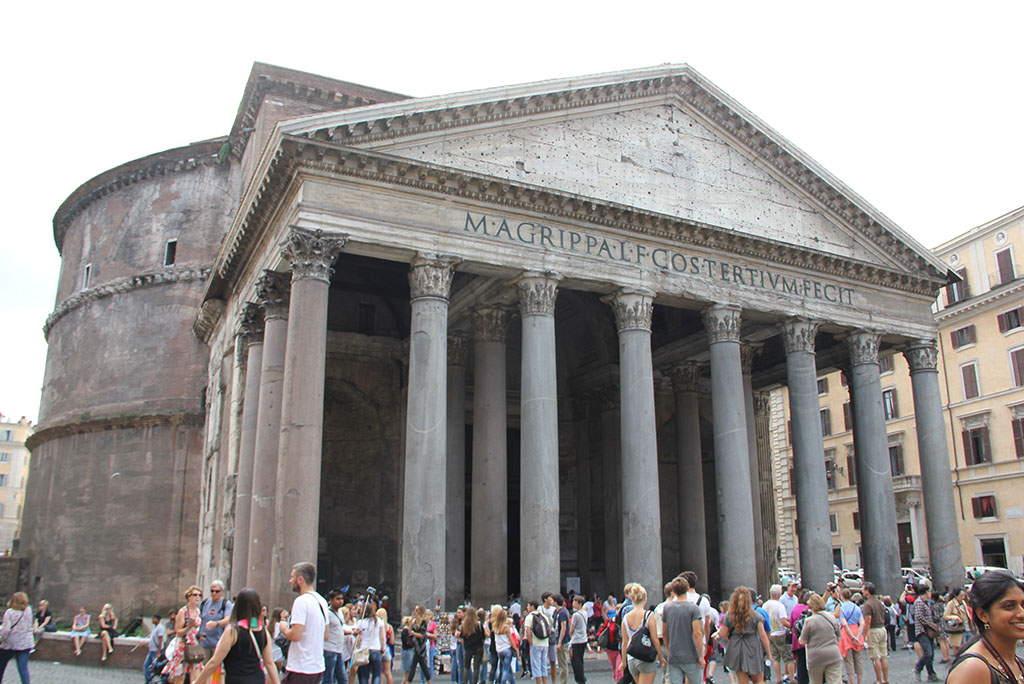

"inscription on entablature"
[464,212,856,306]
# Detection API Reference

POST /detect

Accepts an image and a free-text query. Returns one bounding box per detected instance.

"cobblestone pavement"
[12,644,1024,684]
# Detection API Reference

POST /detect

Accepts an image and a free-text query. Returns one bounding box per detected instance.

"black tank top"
[946,652,1007,684]
[221,625,267,684]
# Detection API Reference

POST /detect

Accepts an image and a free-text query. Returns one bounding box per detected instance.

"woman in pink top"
[789,590,812,684]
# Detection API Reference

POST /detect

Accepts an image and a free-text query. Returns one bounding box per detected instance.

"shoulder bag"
[352,618,373,667]
[626,610,657,663]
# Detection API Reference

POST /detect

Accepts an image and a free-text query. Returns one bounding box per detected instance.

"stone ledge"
[43,265,212,340]
[32,631,148,669]
[26,411,205,450]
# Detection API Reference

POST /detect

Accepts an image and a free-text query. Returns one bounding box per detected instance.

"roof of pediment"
[273,64,949,280]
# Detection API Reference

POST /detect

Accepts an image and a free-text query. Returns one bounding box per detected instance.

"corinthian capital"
[448,333,470,366]
[740,343,762,375]
[665,362,700,394]
[237,302,265,341]
[603,287,655,332]
[409,253,460,301]
[516,271,562,316]
[904,339,939,373]
[473,307,511,343]
[845,330,881,366]
[780,318,820,354]
[702,304,742,344]
[280,226,348,282]
[255,270,291,320]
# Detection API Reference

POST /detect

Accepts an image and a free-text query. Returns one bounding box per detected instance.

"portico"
[194,65,963,609]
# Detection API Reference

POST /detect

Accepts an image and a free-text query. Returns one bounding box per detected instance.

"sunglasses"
[189,593,202,598]
[210,589,222,593]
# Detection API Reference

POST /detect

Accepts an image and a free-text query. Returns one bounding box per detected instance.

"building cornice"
[282,65,947,279]
[935,279,1024,322]
[26,411,205,451]
[932,204,1024,255]
[52,140,226,253]
[208,137,947,313]
[43,265,211,340]
[228,62,407,161]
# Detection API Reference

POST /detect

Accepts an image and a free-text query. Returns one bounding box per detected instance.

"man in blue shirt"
[198,580,234,660]
[554,595,571,684]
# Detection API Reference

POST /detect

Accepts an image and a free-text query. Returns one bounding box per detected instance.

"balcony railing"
[892,474,922,492]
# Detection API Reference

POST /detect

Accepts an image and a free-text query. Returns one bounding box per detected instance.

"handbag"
[184,639,206,664]
[626,611,657,663]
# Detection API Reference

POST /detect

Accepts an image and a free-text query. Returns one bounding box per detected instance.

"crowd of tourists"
[4,564,1022,684]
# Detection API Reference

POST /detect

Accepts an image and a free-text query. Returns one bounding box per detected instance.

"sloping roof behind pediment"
[275,64,948,280]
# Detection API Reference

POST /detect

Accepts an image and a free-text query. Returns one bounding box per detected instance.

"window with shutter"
[999,307,1023,333]
[946,267,970,305]
[889,444,905,475]
[879,355,894,373]
[1013,417,1024,459]
[842,402,852,432]
[961,363,980,399]
[963,426,992,465]
[847,453,857,486]
[1011,349,1024,387]
[883,389,898,420]
[997,249,1015,285]
[820,408,832,436]
[971,494,997,519]
[824,456,836,490]
[951,325,977,349]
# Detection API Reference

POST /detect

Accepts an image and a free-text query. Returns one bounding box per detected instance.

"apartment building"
[773,205,1024,580]
[0,415,32,554]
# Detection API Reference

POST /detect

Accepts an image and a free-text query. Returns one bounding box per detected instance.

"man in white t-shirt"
[680,571,712,646]
[762,585,793,683]
[279,560,331,684]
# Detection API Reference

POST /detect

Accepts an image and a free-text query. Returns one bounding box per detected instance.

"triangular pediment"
[274,65,947,279]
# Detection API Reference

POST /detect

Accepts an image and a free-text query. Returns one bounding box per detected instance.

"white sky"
[1,1,1021,423]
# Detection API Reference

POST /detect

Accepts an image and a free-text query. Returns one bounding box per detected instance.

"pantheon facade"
[24,63,963,614]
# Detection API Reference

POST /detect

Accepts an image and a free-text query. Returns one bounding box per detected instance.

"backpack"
[531,612,551,639]
[596,618,617,649]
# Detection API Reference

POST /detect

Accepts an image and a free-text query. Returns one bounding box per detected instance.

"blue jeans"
[143,649,159,682]
[422,646,437,683]
[0,648,30,683]
[497,649,514,684]
[452,643,464,684]
[359,649,384,684]
[915,634,935,676]
[325,650,349,684]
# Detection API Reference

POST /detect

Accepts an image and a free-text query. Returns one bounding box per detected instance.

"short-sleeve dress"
[721,613,763,676]
[163,610,204,678]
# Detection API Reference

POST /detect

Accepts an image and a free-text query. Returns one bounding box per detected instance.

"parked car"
[965,565,1011,582]
[902,566,930,586]
[840,569,864,589]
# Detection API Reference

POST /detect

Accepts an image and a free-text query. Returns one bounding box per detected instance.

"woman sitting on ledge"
[70,607,91,656]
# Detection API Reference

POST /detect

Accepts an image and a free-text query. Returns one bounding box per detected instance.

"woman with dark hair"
[192,588,279,684]
[718,586,771,684]
[788,589,812,684]
[946,570,1024,684]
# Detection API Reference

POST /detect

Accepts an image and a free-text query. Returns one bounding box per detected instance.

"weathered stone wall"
[20,423,203,615]
[25,146,238,615]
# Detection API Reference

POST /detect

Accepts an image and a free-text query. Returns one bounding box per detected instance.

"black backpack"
[532,612,551,639]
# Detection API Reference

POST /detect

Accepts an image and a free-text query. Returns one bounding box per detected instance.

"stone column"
[846,330,902,597]
[604,288,662,594]
[446,333,469,608]
[703,304,757,592]
[781,318,833,592]
[741,344,767,594]
[401,254,458,614]
[246,271,290,591]
[517,272,562,602]
[273,227,347,603]
[230,303,264,594]
[904,340,965,590]
[754,392,779,585]
[471,306,511,607]
[908,499,926,565]
[666,362,707,584]
[599,384,623,593]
